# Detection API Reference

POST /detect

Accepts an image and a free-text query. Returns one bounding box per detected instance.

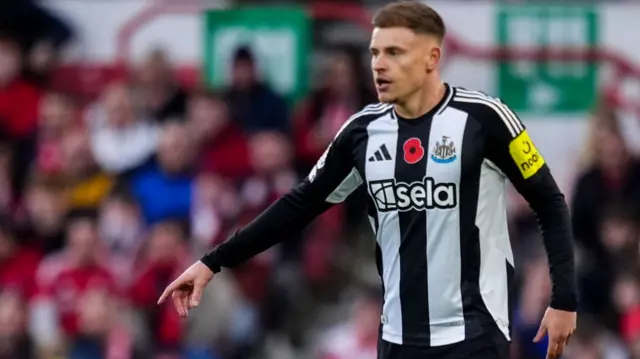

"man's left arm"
[483,103,577,313]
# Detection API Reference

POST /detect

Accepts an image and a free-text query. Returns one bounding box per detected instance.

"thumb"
[533,322,547,343]
[189,280,206,308]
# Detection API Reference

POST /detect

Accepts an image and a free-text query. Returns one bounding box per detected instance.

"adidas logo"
[368,144,392,162]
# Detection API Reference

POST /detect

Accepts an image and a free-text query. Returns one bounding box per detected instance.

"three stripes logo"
[369,144,392,162]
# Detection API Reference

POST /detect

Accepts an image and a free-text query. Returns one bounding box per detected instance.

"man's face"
[158,124,193,173]
[102,84,134,127]
[67,219,98,265]
[232,60,256,90]
[370,27,441,103]
[40,93,74,135]
[188,96,229,139]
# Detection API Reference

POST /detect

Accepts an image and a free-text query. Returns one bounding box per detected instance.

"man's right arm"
[200,121,362,273]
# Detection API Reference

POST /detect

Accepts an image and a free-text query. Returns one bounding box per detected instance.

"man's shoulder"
[449,86,521,128]
[340,103,393,133]
[450,87,508,112]
[353,102,394,117]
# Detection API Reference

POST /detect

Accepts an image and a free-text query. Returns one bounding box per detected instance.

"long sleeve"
[201,120,362,273]
[483,102,577,312]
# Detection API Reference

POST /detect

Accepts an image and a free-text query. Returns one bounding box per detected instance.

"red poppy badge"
[403,137,424,164]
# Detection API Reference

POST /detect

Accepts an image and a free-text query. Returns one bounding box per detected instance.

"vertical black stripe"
[395,119,432,343]
[375,151,384,161]
[506,260,515,338]
[368,194,382,281]
[381,144,392,160]
[458,117,486,339]
[376,243,385,295]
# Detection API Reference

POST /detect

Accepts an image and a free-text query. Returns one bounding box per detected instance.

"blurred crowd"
[1,2,640,359]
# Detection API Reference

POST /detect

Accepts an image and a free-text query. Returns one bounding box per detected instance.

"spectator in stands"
[35,91,76,176]
[238,131,298,264]
[30,209,117,358]
[0,291,35,359]
[579,205,638,330]
[0,33,40,140]
[130,220,189,357]
[186,91,248,253]
[70,288,131,359]
[98,189,143,252]
[191,174,239,254]
[614,272,640,343]
[17,178,67,255]
[0,0,73,84]
[316,286,380,359]
[129,123,195,225]
[224,46,289,134]
[293,47,375,172]
[98,189,145,284]
[0,33,41,202]
[188,90,252,181]
[61,129,113,210]
[88,82,160,175]
[135,48,188,124]
[572,105,640,257]
[0,219,41,300]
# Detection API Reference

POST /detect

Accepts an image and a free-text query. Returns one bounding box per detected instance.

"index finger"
[157,280,180,305]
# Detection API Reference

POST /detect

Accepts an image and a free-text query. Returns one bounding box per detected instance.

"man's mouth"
[376,78,392,90]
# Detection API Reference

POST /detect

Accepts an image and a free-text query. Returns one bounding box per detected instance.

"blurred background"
[0,0,639,358]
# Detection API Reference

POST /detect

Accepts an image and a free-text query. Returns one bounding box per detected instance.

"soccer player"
[158,1,577,358]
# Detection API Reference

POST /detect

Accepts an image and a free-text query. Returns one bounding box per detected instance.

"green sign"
[496,5,599,114]
[204,7,311,101]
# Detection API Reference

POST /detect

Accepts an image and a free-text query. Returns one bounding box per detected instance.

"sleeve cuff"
[550,296,578,312]
[200,252,222,274]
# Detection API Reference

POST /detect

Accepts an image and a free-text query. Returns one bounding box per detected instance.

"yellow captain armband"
[508,130,545,179]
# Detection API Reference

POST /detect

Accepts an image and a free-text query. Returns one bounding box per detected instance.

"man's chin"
[377,93,396,104]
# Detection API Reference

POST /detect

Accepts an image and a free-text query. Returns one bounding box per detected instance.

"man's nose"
[372,56,387,73]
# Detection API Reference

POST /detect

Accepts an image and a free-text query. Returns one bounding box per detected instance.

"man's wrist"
[200,252,221,274]
[549,296,578,312]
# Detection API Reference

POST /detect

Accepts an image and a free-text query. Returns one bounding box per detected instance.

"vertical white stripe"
[425,107,467,346]
[476,160,513,341]
[365,114,403,344]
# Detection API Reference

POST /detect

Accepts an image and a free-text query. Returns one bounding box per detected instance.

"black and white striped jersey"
[201,84,577,347]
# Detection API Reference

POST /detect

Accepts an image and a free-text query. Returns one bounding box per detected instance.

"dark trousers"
[377,326,509,359]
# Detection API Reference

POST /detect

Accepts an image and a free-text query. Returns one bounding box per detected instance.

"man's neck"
[393,79,446,119]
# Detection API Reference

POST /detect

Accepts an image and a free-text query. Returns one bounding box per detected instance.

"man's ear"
[426,45,441,72]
